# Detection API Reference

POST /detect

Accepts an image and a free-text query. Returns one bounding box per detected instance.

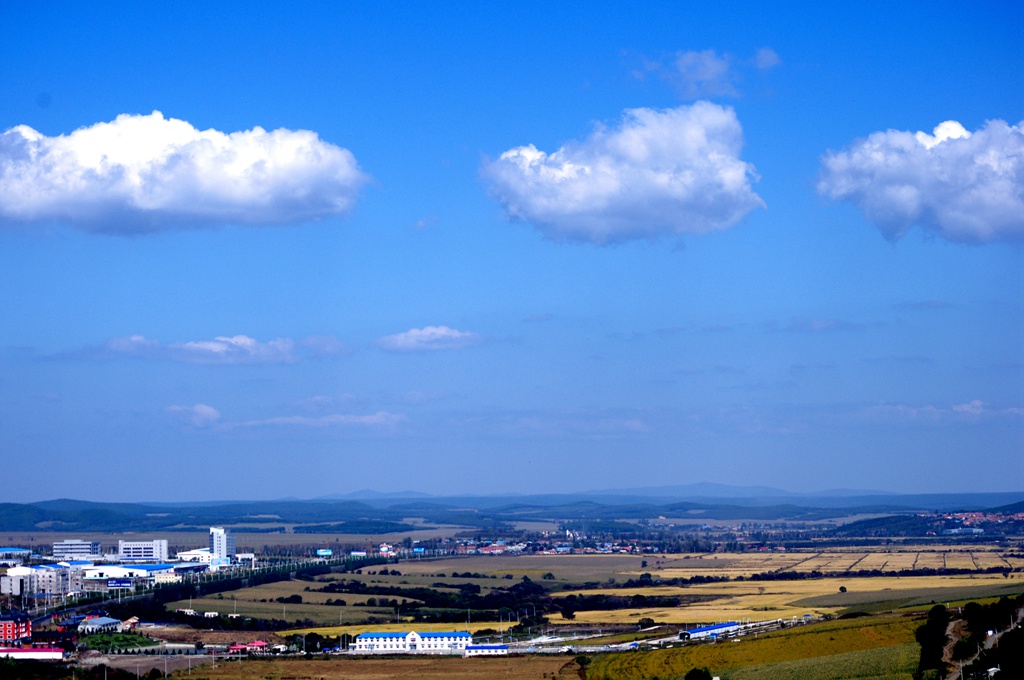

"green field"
[584,614,920,680]
[722,643,918,680]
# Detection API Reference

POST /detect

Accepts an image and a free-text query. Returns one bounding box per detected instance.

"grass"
[721,643,918,680]
[584,614,920,680]
[79,632,160,652]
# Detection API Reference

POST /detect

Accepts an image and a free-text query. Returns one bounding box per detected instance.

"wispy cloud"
[765,317,865,333]
[0,111,369,234]
[819,119,1024,242]
[376,326,484,352]
[166,402,402,429]
[166,403,221,427]
[635,48,781,100]
[482,102,763,244]
[753,47,782,70]
[670,50,737,99]
[95,333,346,364]
[235,411,404,428]
[862,400,1023,423]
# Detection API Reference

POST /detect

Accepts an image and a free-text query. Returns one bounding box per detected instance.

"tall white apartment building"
[209,527,236,561]
[118,539,168,562]
[52,540,101,560]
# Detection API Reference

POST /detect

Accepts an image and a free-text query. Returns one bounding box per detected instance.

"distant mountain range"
[1,484,1021,535]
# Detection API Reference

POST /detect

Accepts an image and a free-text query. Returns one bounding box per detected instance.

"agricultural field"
[198,549,1024,632]
[166,655,580,680]
[555,574,1024,624]
[391,547,1022,587]
[169,569,521,627]
[584,614,920,680]
[167,577,421,627]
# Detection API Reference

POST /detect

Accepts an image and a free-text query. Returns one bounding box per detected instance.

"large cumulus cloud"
[0,111,369,233]
[481,102,764,244]
[818,119,1024,243]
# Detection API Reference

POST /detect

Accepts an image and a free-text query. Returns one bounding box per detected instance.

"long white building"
[118,540,168,562]
[52,540,101,560]
[353,631,472,654]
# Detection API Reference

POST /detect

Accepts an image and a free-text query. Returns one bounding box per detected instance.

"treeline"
[312,575,551,620]
[293,521,422,534]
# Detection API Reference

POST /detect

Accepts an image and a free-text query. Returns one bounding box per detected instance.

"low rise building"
[118,540,168,562]
[464,644,508,657]
[78,617,123,635]
[1,562,89,598]
[353,631,472,654]
[52,540,101,561]
[176,548,213,563]
[0,610,31,645]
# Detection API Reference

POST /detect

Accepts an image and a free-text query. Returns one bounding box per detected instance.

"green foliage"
[684,668,712,680]
[79,633,159,653]
[913,604,948,679]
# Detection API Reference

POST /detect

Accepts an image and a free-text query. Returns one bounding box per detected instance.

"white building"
[78,617,123,634]
[52,540,101,560]
[209,527,236,561]
[464,644,508,657]
[81,564,173,591]
[353,631,472,654]
[118,540,168,562]
[1,562,90,597]
[176,547,213,563]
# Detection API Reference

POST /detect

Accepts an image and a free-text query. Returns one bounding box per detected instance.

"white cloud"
[236,411,404,427]
[103,334,301,364]
[167,403,221,427]
[818,119,1024,242]
[754,47,781,70]
[376,326,484,352]
[482,103,763,244]
[863,400,1023,423]
[0,111,369,233]
[299,335,351,357]
[671,50,737,99]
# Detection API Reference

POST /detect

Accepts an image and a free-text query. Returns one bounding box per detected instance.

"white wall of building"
[118,540,168,562]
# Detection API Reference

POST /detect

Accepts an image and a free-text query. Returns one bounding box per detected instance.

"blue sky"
[1,2,1021,502]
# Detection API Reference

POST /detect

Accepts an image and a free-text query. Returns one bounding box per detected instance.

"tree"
[684,668,713,680]
[914,604,949,680]
[839,586,847,593]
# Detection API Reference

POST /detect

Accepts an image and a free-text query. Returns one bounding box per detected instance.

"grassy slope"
[723,643,918,680]
[585,615,918,680]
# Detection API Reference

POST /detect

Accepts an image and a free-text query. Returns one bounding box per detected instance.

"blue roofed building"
[353,631,472,654]
[679,622,741,641]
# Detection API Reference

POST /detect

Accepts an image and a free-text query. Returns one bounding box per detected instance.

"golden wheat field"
[553,573,1024,624]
